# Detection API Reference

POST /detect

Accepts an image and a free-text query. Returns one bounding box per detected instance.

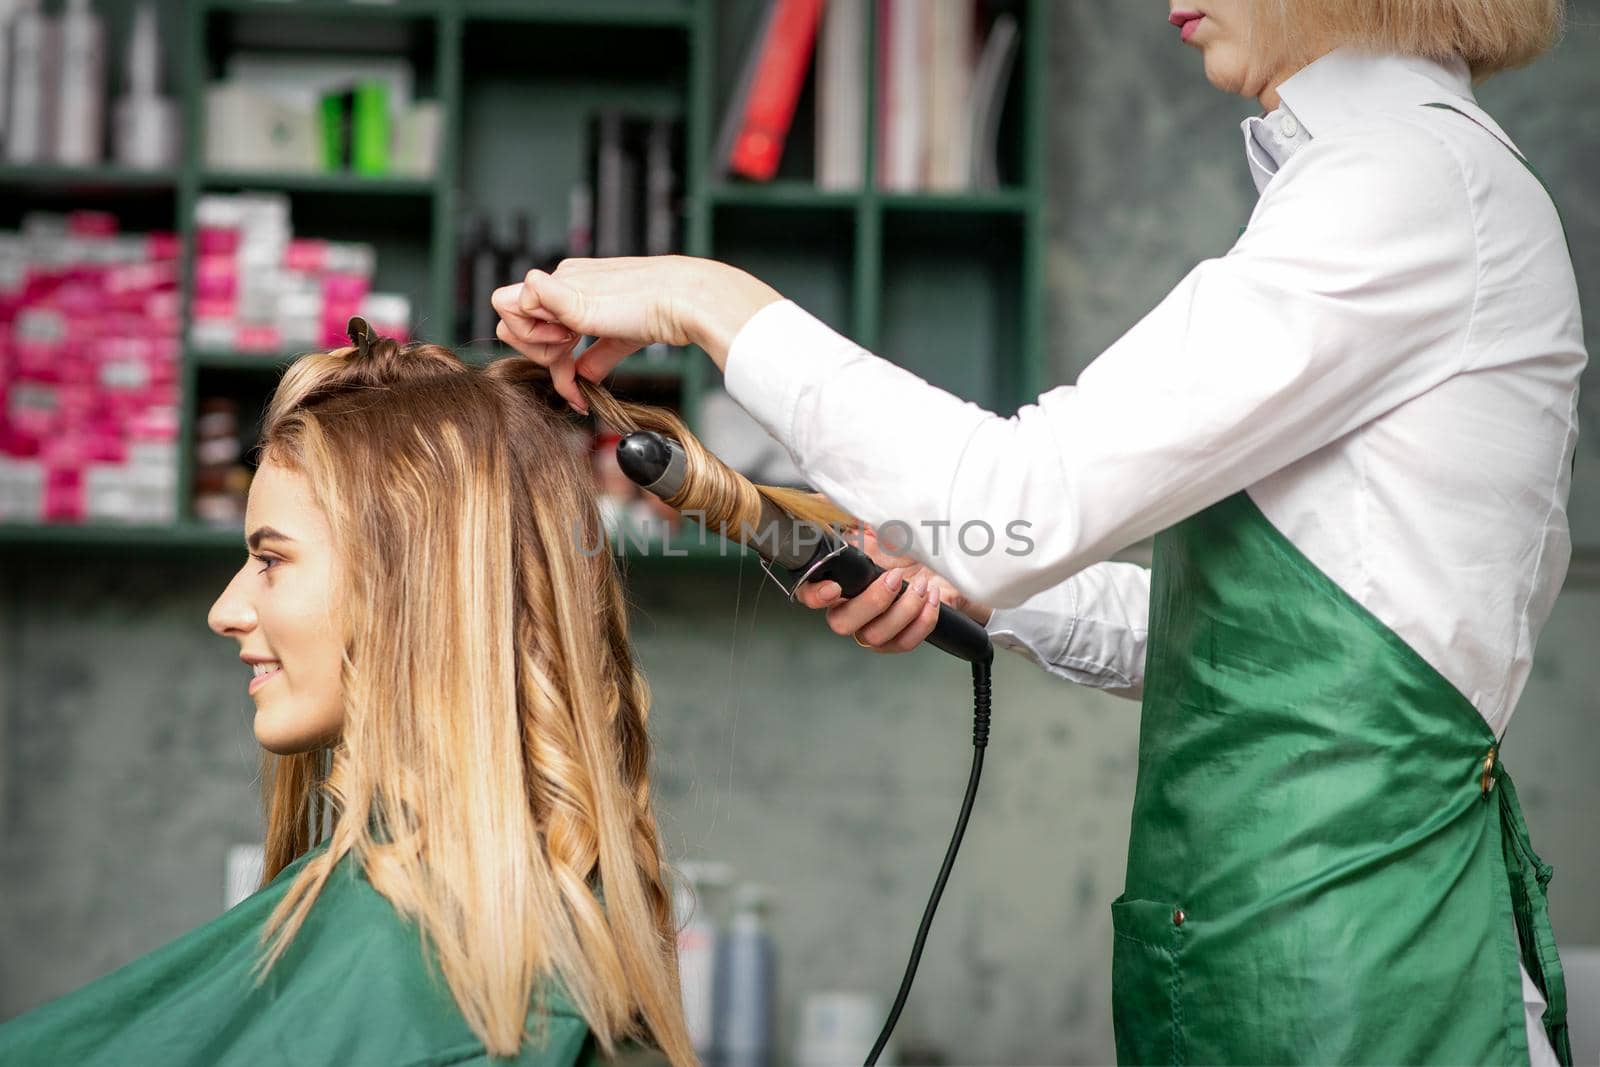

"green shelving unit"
[1,0,1048,558]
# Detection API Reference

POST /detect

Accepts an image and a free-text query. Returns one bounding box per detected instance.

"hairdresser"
[494,1,1584,1062]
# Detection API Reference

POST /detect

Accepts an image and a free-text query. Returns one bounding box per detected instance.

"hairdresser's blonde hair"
[250,340,852,1065]
[1247,0,1566,87]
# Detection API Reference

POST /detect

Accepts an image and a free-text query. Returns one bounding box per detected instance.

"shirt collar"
[1239,46,1475,194]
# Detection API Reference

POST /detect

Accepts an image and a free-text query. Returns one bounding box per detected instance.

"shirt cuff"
[721,299,863,452]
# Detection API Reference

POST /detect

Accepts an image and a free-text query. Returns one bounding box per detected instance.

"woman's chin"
[253,709,323,755]
[1201,50,1252,98]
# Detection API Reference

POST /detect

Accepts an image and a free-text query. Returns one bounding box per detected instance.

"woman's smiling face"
[207,458,346,754]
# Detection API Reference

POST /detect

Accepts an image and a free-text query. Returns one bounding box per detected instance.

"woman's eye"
[251,553,279,574]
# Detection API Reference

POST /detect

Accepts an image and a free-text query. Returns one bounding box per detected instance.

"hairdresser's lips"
[1170,10,1204,42]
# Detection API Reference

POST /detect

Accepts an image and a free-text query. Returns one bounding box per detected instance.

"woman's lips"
[1170,10,1204,41]
[248,666,283,695]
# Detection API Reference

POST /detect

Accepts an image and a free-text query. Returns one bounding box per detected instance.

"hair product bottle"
[673,862,733,1066]
[4,0,55,163]
[112,2,178,169]
[54,0,105,165]
[714,883,777,1067]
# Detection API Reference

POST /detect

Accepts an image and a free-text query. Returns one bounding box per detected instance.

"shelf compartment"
[188,348,304,371]
[879,209,1025,416]
[0,520,244,552]
[710,202,856,342]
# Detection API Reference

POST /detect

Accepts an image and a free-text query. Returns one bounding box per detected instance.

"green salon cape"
[1112,487,1571,1064]
[0,842,602,1066]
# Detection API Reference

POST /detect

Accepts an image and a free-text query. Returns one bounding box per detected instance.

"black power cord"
[865,654,993,1066]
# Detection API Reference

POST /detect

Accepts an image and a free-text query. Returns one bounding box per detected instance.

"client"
[0,330,853,1066]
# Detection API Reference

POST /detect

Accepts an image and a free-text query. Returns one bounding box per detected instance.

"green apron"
[1111,487,1571,1064]
[0,842,601,1066]
[1112,103,1574,1065]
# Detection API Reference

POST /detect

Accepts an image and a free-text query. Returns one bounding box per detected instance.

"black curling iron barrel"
[614,431,993,665]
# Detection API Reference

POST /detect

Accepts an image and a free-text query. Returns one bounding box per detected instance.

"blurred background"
[0,1,1596,1064]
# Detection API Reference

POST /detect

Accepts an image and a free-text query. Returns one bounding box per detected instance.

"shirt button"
[1173,908,1186,927]
[1282,114,1300,138]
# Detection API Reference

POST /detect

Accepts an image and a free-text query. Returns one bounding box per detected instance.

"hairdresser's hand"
[796,525,991,654]
[491,256,783,413]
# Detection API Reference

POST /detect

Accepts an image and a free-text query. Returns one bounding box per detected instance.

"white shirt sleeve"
[722,119,1476,609]
[985,561,1151,701]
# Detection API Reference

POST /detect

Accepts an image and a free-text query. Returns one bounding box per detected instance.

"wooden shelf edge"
[199,170,438,196]
[200,0,694,26]
[201,0,444,18]
[704,183,1033,215]
[0,163,181,190]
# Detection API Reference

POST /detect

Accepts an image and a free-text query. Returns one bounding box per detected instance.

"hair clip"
[346,315,373,358]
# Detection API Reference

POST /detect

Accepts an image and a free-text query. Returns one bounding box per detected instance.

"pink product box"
[41,430,127,466]
[146,232,181,262]
[194,254,239,305]
[285,238,327,273]
[320,273,373,348]
[197,226,241,257]
[105,259,180,296]
[43,475,84,522]
[235,323,283,353]
[67,211,119,238]
[127,405,179,443]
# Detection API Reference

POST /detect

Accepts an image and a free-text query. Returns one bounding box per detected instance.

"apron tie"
[1494,762,1573,1064]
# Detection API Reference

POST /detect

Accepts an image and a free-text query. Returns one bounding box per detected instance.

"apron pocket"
[1110,895,1186,1066]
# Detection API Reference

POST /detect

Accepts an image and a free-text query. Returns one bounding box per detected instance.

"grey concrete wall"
[3,4,1598,1065]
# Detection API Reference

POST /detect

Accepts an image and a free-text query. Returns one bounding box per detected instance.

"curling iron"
[614,431,994,664]
[616,430,994,1066]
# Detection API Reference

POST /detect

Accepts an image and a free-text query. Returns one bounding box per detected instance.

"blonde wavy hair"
[1247,0,1567,86]
[250,338,854,1064]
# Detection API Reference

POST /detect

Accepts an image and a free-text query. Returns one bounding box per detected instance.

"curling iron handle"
[805,545,994,665]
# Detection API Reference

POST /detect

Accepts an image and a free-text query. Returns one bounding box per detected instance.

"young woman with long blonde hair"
[0,332,852,1066]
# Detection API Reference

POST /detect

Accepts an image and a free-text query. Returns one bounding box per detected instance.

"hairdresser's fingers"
[923,573,970,615]
[494,317,580,371]
[575,336,642,382]
[881,585,943,654]
[515,269,588,329]
[495,320,587,413]
[851,572,935,650]
[493,296,577,347]
[794,579,841,611]
[821,567,907,637]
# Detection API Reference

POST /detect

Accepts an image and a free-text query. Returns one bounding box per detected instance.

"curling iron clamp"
[614,431,993,665]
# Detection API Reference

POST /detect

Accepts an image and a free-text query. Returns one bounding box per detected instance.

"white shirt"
[724,47,1583,736]
[723,47,1582,1063]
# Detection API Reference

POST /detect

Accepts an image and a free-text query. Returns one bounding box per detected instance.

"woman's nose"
[207,569,257,637]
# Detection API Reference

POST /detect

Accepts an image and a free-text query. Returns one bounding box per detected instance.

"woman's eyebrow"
[246,526,297,551]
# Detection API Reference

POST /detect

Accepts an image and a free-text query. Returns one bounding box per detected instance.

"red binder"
[728,0,826,181]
